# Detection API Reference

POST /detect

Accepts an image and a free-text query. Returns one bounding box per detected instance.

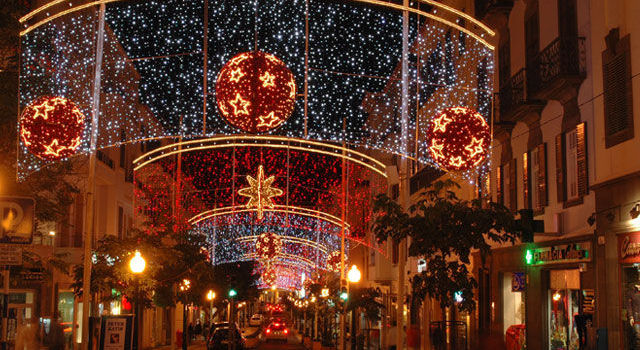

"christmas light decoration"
[19,96,86,160]
[18,0,493,182]
[216,51,296,133]
[426,107,491,172]
[326,250,342,273]
[261,266,277,286]
[238,165,284,220]
[255,231,283,261]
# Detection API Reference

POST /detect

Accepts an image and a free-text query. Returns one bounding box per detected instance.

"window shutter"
[576,122,588,196]
[603,33,633,147]
[523,152,529,209]
[555,134,566,202]
[496,166,503,204]
[509,158,517,211]
[537,143,548,207]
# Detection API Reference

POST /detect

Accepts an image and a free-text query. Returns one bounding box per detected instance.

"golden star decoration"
[259,71,276,87]
[229,68,245,83]
[229,93,251,116]
[257,112,280,128]
[432,113,452,133]
[238,165,284,220]
[464,137,485,158]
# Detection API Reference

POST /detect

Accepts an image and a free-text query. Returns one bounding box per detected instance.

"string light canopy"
[19,96,86,160]
[216,51,296,133]
[426,106,491,172]
[18,0,493,182]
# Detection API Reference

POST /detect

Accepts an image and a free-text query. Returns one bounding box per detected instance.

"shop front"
[524,239,595,350]
[617,232,640,349]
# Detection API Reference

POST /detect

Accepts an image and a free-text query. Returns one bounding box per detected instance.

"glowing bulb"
[129,251,146,274]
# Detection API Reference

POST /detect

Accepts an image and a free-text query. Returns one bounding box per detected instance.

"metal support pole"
[182,304,187,350]
[397,0,410,349]
[202,0,209,135]
[81,4,106,349]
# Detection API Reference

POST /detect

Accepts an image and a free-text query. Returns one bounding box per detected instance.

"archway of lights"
[18,0,495,290]
[133,136,387,290]
[17,0,494,181]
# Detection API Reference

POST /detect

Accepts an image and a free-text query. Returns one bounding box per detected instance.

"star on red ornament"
[429,139,445,160]
[229,68,245,83]
[238,165,284,220]
[464,137,485,158]
[32,100,56,120]
[259,71,276,87]
[449,156,466,169]
[432,113,452,133]
[257,112,280,128]
[229,93,250,116]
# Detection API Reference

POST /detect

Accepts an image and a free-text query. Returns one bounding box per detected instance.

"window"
[556,123,587,203]
[603,29,633,148]
[503,162,511,209]
[524,144,547,210]
[566,129,579,200]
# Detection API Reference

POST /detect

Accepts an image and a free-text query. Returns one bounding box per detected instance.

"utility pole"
[397,0,410,349]
[80,4,105,349]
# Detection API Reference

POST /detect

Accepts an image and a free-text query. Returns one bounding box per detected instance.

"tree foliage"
[373,179,520,312]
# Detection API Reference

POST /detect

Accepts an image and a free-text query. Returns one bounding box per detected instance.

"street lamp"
[128,251,146,350]
[179,279,191,350]
[346,265,361,350]
[347,265,361,283]
[207,290,216,325]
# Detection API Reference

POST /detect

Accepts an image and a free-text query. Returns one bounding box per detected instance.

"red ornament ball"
[262,267,277,286]
[20,96,86,160]
[426,107,491,172]
[326,251,342,273]
[215,51,296,133]
[255,232,283,261]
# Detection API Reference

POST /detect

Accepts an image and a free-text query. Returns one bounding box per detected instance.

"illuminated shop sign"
[619,233,640,263]
[524,242,591,265]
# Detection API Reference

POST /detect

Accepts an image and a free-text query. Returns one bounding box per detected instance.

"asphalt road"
[255,335,305,350]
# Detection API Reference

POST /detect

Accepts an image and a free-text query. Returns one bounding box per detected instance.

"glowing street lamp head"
[207,290,216,301]
[347,265,361,283]
[129,251,146,274]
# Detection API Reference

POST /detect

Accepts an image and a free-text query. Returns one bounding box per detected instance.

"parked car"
[249,314,263,327]
[207,326,245,350]
[264,321,288,343]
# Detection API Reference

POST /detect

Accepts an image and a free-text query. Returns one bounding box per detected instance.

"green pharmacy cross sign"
[525,242,591,265]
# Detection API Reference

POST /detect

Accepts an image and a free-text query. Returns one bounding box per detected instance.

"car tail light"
[284,329,289,334]
[274,323,280,327]
[266,329,271,334]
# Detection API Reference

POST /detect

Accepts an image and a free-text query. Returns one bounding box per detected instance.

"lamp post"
[179,279,191,350]
[129,251,146,350]
[206,290,216,325]
[227,289,237,350]
[347,265,361,350]
[48,231,56,319]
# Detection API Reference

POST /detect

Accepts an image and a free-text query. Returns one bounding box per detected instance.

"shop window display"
[503,273,526,350]
[622,264,640,349]
[548,289,580,350]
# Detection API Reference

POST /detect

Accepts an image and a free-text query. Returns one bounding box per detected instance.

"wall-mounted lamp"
[587,213,596,226]
[631,204,640,219]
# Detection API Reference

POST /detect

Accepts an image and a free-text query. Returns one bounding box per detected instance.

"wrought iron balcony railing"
[528,36,586,96]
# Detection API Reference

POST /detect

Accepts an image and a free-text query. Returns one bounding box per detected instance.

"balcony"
[528,36,586,101]
[497,68,545,123]
[474,0,514,20]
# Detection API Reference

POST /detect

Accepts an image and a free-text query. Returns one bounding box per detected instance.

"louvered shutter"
[509,158,517,211]
[603,34,633,147]
[555,134,566,202]
[537,143,548,207]
[523,152,529,209]
[576,123,588,196]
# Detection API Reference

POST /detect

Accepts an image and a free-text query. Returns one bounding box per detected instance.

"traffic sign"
[0,246,22,266]
[0,197,35,244]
